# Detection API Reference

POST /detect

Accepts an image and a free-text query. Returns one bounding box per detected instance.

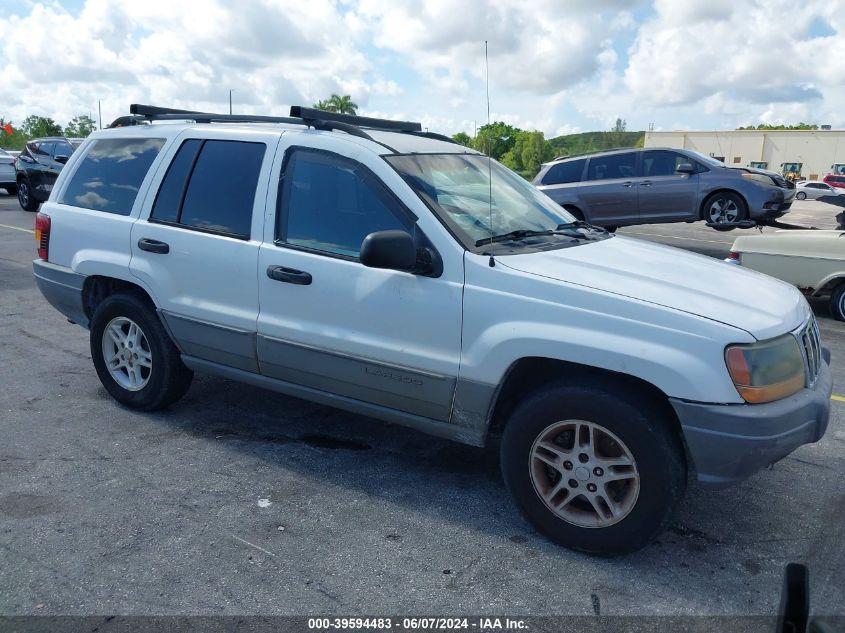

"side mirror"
[676,163,695,174]
[54,155,69,164]
[360,230,433,275]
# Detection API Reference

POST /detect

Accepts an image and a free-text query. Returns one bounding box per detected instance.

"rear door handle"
[622,181,634,188]
[267,265,312,285]
[137,238,170,254]
[640,180,652,187]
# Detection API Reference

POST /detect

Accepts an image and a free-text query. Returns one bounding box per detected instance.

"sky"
[1,0,843,137]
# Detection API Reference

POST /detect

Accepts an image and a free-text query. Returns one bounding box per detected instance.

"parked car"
[0,148,16,195]
[15,137,84,211]
[533,148,796,231]
[32,105,830,556]
[795,181,845,200]
[823,174,845,191]
[727,229,845,320]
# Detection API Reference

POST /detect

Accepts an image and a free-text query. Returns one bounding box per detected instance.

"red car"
[823,174,845,190]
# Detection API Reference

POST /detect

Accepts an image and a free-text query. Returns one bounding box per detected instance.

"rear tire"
[796,191,807,200]
[90,292,193,411]
[830,283,845,321]
[17,179,39,211]
[500,381,686,556]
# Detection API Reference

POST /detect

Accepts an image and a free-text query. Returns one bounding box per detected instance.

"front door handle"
[622,181,634,188]
[267,265,312,285]
[137,238,170,254]
[640,180,652,187]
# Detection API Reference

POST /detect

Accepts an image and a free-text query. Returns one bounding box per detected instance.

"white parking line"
[0,222,34,234]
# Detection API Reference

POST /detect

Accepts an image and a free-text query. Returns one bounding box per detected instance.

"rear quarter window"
[541,159,586,185]
[59,138,165,215]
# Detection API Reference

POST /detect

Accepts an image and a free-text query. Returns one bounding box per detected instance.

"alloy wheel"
[529,419,640,528]
[18,182,29,207]
[708,197,739,224]
[101,316,153,391]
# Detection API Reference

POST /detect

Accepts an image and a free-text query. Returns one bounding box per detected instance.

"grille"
[798,317,822,386]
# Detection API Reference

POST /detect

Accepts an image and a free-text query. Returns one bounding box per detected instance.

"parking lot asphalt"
[1,192,843,617]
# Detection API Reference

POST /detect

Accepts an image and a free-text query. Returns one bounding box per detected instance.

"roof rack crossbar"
[550,147,641,162]
[402,130,460,145]
[290,106,422,133]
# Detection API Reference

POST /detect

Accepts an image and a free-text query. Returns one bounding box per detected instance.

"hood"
[499,235,808,340]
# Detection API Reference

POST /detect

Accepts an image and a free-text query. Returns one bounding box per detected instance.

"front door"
[256,140,464,422]
[638,150,699,222]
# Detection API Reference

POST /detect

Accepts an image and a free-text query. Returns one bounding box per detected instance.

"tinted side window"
[150,139,203,223]
[178,140,265,237]
[59,138,165,215]
[542,159,586,185]
[38,142,56,158]
[52,142,73,158]
[642,151,688,177]
[586,153,636,181]
[279,149,412,258]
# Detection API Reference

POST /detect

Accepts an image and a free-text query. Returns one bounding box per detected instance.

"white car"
[795,181,845,200]
[0,148,16,194]
[727,229,845,319]
[32,104,831,555]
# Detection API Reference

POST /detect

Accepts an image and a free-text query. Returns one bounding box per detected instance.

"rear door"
[33,142,55,198]
[577,152,639,225]
[129,131,279,373]
[638,150,699,222]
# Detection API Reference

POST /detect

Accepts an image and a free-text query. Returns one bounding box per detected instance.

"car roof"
[86,121,478,157]
[543,146,681,166]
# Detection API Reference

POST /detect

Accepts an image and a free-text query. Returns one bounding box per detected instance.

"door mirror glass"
[54,155,69,164]
[676,162,695,174]
[361,230,428,273]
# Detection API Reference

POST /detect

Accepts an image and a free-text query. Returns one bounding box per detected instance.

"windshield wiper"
[475,229,556,247]
[556,220,607,233]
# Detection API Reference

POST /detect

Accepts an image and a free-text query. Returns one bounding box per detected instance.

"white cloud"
[1,0,843,140]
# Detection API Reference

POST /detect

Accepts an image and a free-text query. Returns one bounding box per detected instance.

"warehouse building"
[644,129,845,181]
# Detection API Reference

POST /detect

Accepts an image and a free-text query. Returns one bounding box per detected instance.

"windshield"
[685,150,725,168]
[385,153,593,251]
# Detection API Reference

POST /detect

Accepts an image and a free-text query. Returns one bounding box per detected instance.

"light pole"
[229,89,233,115]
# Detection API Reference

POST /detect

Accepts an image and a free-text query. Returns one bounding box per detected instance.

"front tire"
[90,292,193,410]
[796,191,807,200]
[17,179,39,211]
[703,191,747,228]
[830,283,845,321]
[500,381,686,556]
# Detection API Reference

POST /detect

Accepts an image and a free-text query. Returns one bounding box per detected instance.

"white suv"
[33,105,831,555]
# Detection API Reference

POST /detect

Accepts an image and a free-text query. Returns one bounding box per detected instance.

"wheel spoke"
[108,324,126,346]
[136,351,152,369]
[603,471,637,484]
[543,479,569,505]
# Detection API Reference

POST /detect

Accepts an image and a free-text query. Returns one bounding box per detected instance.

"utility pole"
[229,89,233,115]
[98,100,102,130]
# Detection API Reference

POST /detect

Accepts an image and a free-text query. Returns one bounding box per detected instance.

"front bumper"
[670,356,831,488]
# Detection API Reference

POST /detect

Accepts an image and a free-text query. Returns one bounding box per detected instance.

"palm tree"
[313,94,358,115]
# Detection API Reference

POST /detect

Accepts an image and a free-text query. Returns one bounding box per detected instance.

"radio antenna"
[485,40,495,267]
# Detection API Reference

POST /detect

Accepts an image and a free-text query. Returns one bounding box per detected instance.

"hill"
[546,130,645,158]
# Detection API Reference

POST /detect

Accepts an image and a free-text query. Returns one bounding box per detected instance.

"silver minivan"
[533,148,796,231]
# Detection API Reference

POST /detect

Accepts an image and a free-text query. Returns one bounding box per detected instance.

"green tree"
[736,122,819,130]
[65,115,96,137]
[0,118,28,150]
[313,94,358,115]
[473,121,520,160]
[452,131,472,147]
[520,131,547,175]
[20,115,62,138]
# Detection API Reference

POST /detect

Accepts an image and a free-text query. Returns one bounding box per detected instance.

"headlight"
[725,334,805,403]
[741,172,777,186]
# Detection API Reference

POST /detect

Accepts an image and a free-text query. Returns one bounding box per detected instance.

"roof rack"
[125,104,459,148]
[550,147,640,162]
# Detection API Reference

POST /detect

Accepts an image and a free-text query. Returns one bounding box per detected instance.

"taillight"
[35,212,50,261]
[727,251,741,263]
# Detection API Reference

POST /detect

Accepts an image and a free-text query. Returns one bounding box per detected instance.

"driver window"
[277,148,413,259]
